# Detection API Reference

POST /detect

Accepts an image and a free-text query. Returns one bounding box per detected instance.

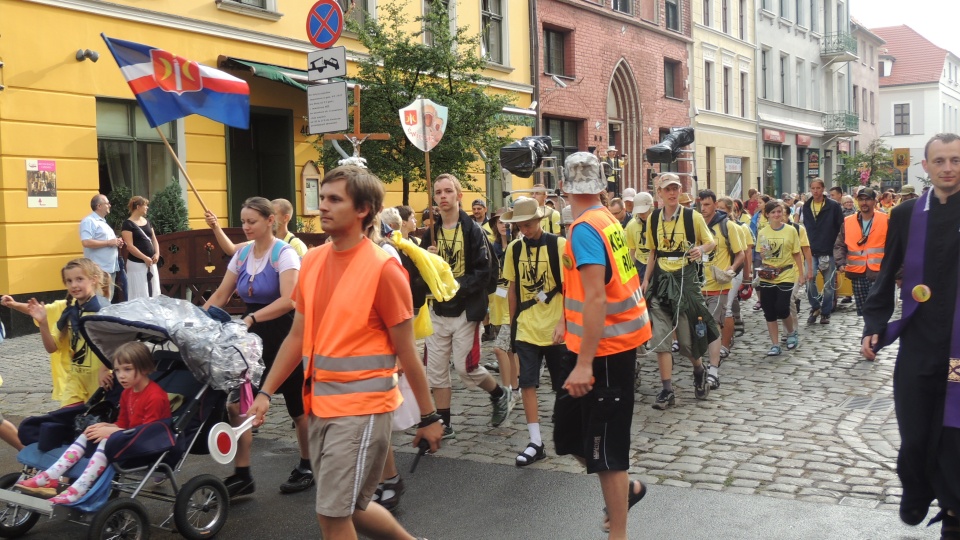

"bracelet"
[248,314,257,325]
[257,390,272,402]
[420,410,437,420]
[417,412,442,429]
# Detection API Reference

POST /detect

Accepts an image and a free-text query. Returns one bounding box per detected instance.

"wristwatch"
[418,411,443,429]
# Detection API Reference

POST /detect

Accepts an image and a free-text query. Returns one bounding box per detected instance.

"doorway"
[227,108,295,226]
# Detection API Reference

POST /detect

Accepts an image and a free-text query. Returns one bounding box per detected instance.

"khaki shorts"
[648,296,693,357]
[309,412,393,517]
[424,311,491,389]
[703,292,729,326]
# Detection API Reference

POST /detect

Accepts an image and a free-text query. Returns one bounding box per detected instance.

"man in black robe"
[861,133,960,537]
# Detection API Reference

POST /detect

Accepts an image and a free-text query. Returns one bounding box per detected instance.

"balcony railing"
[821,32,858,60]
[822,112,859,134]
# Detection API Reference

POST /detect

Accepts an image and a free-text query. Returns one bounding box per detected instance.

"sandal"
[767,345,782,356]
[515,442,546,467]
[785,332,799,350]
[733,319,745,337]
[601,479,646,532]
[930,509,960,540]
[671,340,680,352]
[719,346,730,359]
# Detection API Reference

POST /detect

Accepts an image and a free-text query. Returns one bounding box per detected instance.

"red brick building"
[536,0,693,193]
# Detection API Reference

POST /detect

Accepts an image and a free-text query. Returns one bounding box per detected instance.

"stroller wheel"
[89,498,150,540]
[174,475,229,540]
[0,473,41,538]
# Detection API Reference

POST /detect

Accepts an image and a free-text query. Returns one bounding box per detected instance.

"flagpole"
[155,127,210,214]
[419,98,435,248]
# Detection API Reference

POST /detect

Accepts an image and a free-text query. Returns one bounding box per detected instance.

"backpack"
[649,207,696,256]
[510,234,563,316]
[710,216,742,272]
[237,240,291,271]
[433,217,500,295]
[543,207,557,234]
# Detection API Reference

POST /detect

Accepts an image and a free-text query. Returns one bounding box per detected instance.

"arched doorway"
[607,59,643,193]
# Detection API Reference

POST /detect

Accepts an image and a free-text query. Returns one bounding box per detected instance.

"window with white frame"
[613,0,633,14]
[852,84,859,116]
[796,59,805,107]
[740,71,749,117]
[894,103,910,135]
[338,0,373,27]
[704,60,714,110]
[666,0,681,31]
[424,0,453,47]
[780,54,788,104]
[809,0,817,31]
[780,0,789,20]
[870,92,875,123]
[703,0,711,26]
[97,100,178,199]
[481,0,504,64]
[544,28,569,77]
[723,66,731,113]
[739,0,745,39]
[761,49,769,99]
[722,0,729,33]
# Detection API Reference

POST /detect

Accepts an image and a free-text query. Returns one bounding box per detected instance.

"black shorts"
[247,305,305,419]
[514,342,568,390]
[553,348,636,474]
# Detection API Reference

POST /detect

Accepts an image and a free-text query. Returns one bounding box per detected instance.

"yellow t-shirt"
[736,221,754,247]
[283,232,309,258]
[623,215,650,266]
[739,213,752,226]
[501,236,566,346]
[488,276,510,326]
[756,224,801,285]
[540,208,562,235]
[702,218,746,292]
[645,208,715,273]
[482,222,496,244]
[40,300,104,405]
[437,225,465,278]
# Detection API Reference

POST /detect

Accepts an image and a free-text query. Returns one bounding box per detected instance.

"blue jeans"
[806,254,836,316]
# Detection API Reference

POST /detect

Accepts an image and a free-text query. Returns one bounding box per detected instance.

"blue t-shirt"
[569,207,613,283]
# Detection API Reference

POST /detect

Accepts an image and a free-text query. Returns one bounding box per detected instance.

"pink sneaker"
[48,487,80,505]
[16,477,59,499]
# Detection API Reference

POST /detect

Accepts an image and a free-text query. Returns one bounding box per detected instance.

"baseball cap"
[633,192,654,214]
[857,188,877,200]
[658,173,682,189]
[621,187,637,200]
[471,198,487,208]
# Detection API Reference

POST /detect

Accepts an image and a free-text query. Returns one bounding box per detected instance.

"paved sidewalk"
[0,297,908,515]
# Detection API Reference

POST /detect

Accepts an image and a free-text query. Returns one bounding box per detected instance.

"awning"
[217,56,309,91]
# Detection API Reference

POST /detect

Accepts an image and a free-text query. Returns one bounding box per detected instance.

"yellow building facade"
[690,0,759,199]
[0,0,533,299]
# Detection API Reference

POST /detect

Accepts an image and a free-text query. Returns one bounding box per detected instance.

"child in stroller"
[17,342,170,504]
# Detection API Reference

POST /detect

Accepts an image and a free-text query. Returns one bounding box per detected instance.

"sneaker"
[753,302,762,311]
[482,362,500,373]
[491,386,513,427]
[652,389,676,410]
[707,373,720,390]
[806,309,821,325]
[378,476,404,511]
[279,468,314,494]
[841,297,853,304]
[671,340,680,352]
[223,474,256,498]
[693,370,710,400]
[15,478,59,499]
[441,425,456,440]
[820,314,831,324]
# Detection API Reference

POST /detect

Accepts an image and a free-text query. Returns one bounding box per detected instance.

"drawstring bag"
[413,306,433,340]
[391,374,419,431]
[238,377,254,416]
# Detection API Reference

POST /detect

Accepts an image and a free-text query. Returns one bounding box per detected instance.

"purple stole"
[875,190,960,428]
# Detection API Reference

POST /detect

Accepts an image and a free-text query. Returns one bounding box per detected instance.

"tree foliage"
[833,139,898,189]
[320,0,515,205]
[150,181,190,235]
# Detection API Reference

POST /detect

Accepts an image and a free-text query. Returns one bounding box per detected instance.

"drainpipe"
[754,10,763,195]
[529,0,541,136]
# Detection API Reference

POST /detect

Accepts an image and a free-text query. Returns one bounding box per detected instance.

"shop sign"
[808,150,820,176]
[724,157,742,173]
[796,134,812,147]
[762,129,785,143]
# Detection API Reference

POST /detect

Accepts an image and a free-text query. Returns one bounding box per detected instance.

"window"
[796,0,802,25]
[740,71,748,117]
[703,0,711,26]
[761,0,771,9]
[543,118,579,183]
[640,0,657,21]
[761,49,769,99]
[868,45,874,68]
[739,0,745,39]
[236,0,267,8]
[704,61,713,110]
[97,100,178,200]
[862,88,867,119]
[809,0,817,31]
[613,0,632,14]
[339,0,372,27]
[780,54,787,104]
[480,0,504,64]
[894,103,910,135]
[723,67,731,113]
[810,64,818,109]
[722,0,729,33]
[666,0,681,31]
[664,59,682,98]
[780,0,788,19]
[424,0,451,47]
[870,92,875,123]
[852,84,858,116]
[796,59,804,107]
[544,29,568,76]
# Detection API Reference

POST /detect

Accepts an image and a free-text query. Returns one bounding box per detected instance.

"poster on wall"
[26,159,58,208]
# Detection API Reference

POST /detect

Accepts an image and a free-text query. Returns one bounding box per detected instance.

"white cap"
[562,152,606,195]
[633,192,654,214]
[621,187,637,200]
[658,173,682,189]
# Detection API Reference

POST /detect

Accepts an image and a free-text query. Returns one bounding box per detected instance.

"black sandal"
[929,509,960,539]
[515,443,546,467]
[601,479,647,532]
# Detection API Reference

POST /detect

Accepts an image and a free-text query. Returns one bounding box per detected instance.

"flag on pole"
[101,34,250,129]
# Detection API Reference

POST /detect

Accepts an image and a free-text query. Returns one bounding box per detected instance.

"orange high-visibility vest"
[843,211,888,274]
[563,207,652,356]
[298,239,402,418]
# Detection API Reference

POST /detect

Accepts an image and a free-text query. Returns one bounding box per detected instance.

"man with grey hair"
[555,151,651,539]
[79,193,122,299]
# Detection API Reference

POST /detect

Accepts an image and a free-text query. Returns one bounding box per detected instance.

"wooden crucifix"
[322,85,390,158]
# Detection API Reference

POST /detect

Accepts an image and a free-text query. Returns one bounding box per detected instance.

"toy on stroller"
[0,296,264,539]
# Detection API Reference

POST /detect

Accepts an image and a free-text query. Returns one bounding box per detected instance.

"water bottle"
[695,316,706,338]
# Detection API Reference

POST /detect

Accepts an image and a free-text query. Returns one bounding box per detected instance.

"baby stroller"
[0,297,264,539]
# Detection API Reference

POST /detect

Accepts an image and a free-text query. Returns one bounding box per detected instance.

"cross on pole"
[322,85,390,157]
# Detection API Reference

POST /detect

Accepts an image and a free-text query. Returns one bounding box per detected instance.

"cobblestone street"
[0,298,905,513]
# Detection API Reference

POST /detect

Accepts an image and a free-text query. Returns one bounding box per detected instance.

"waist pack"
[74,400,119,436]
[758,264,793,281]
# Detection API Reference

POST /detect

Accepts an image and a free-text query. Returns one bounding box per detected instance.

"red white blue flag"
[101,34,250,129]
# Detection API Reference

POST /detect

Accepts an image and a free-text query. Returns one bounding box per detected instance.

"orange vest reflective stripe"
[843,212,888,274]
[563,207,652,356]
[298,239,402,418]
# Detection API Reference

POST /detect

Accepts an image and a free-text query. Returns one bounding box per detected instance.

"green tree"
[322,0,514,205]
[833,139,898,189]
[149,181,189,235]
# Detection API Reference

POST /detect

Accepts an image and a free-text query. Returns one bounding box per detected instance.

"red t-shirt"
[116,379,171,429]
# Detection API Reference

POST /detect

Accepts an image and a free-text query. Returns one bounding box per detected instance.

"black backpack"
[510,234,563,315]
[435,217,500,295]
[649,206,696,256]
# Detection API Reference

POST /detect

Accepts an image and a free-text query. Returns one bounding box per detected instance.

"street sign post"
[307,81,349,134]
[308,46,347,81]
[305,0,344,49]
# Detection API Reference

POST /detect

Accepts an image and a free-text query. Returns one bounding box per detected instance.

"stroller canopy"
[79,296,264,391]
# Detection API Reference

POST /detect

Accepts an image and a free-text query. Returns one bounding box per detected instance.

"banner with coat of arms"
[399,98,448,152]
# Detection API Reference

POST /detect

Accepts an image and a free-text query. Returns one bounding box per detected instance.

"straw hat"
[679,193,694,205]
[563,152,606,195]
[500,197,546,223]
